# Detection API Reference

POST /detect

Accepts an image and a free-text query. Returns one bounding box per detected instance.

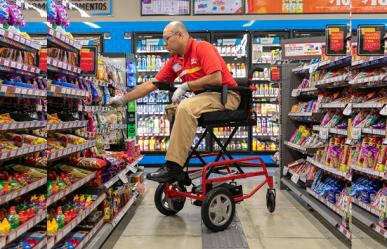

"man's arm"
[108,79,158,107]
[187,71,222,91]
[122,79,158,102]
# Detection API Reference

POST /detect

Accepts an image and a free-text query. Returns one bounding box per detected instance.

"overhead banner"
[246,0,386,14]
[141,0,191,16]
[194,0,244,14]
[26,0,112,16]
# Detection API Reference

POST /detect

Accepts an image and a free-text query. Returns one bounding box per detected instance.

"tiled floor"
[103,169,385,249]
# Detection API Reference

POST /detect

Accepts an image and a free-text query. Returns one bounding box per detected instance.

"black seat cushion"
[198,110,255,127]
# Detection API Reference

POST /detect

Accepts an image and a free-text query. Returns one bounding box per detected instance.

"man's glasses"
[163,32,179,42]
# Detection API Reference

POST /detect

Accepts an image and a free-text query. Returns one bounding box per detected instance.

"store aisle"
[104,169,351,249]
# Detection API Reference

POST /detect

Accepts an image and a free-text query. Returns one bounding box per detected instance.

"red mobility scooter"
[152,77,276,232]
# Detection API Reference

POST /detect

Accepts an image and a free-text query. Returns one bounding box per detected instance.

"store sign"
[141,0,191,16]
[39,48,47,72]
[357,25,385,56]
[284,42,324,58]
[325,25,348,56]
[80,46,97,75]
[194,0,243,14]
[26,0,112,16]
[246,0,386,13]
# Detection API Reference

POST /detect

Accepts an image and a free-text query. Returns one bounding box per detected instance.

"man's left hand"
[172,82,190,103]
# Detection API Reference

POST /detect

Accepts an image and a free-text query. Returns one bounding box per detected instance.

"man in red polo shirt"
[109,21,240,182]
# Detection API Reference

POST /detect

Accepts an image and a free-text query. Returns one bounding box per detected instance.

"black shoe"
[146,164,185,183]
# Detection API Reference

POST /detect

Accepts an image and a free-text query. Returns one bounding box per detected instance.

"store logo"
[191,58,197,64]
[172,63,182,72]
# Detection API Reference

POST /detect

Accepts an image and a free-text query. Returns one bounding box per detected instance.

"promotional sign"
[246,0,386,13]
[141,0,191,15]
[284,42,324,58]
[357,25,385,56]
[39,48,47,72]
[24,0,112,16]
[194,0,244,14]
[80,46,97,75]
[325,25,348,56]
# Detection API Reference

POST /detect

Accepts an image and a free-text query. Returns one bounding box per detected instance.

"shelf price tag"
[380,105,387,116]
[282,166,289,176]
[352,128,362,140]
[319,128,329,140]
[119,172,129,184]
[291,173,300,184]
[343,103,352,116]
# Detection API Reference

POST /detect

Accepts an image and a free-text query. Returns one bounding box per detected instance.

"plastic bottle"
[7,207,19,229]
[149,137,155,151]
[56,207,65,229]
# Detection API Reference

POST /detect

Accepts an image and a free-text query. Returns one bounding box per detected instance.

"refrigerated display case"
[132,32,211,154]
[250,31,289,157]
[210,31,251,152]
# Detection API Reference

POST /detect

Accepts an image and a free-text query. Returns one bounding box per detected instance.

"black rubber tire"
[154,183,186,216]
[201,187,235,232]
[266,189,276,213]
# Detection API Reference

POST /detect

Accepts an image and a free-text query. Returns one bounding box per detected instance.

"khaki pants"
[165,91,241,166]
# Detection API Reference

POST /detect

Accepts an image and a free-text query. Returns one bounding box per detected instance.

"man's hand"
[107,95,127,107]
[172,83,190,103]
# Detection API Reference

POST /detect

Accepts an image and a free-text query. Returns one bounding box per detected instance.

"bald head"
[164,21,189,37]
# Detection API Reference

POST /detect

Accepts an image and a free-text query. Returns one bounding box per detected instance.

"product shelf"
[47,194,106,249]
[292,64,316,74]
[48,121,88,131]
[288,112,323,122]
[349,74,386,88]
[136,50,169,54]
[352,198,384,219]
[47,172,96,206]
[312,126,348,136]
[47,84,88,99]
[317,56,351,70]
[282,166,310,184]
[284,141,321,155]
[47,27,82,52]
[306,188,346,217]
[2,209,46,246]
[320,102,348,109]
[351,164,386,180]
[0,121,47,131]
[352,204,387,239]
[315,75,349,89]
[82,106,111,112]
[291,88,319,97]
[0,177,47,206]
[0,58,40,76]
[361,128,386,136]
[351,57,387,70]
[32,237,47,249]
[83,186,142,249]
[73,218,104,249]
[307,157,351,181]
[280,178,347,239]
[0,85,46,99]
[47,57,82,76]
[47,140,96,161]
[0,26,41,51]
[352,102,386,109]
[0,144,46,161]
[102,156,143,189]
